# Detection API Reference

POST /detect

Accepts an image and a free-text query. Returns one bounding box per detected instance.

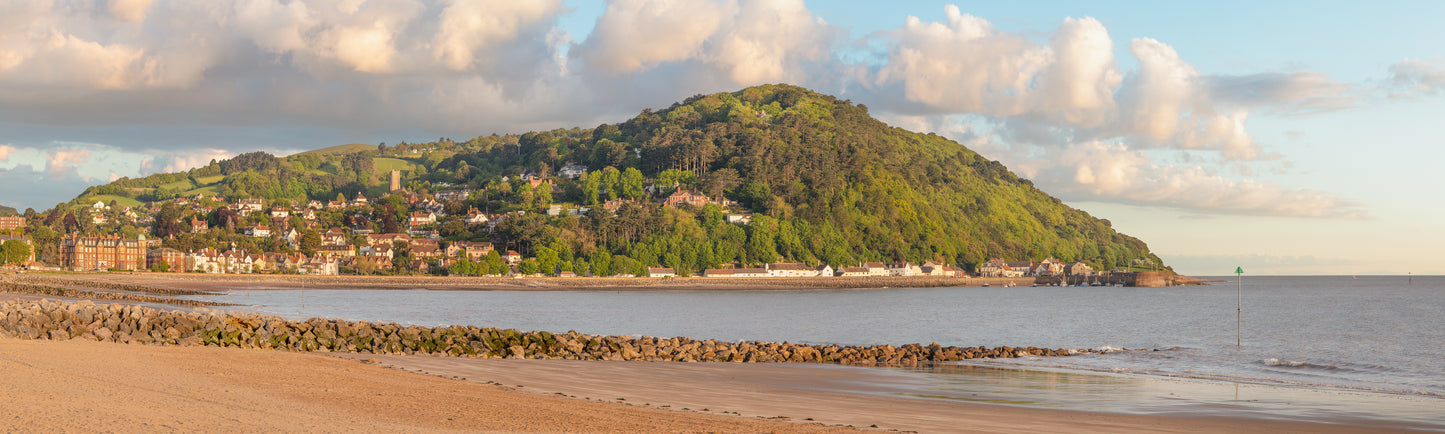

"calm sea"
[190,275,1445,427]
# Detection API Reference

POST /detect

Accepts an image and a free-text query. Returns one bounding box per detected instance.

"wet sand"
[333,355,1421,433]
[0,337,848,433]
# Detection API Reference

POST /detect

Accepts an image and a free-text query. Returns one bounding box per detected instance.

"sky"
[1,0,1443,276]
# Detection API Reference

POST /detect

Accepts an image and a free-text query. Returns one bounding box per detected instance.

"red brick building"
[147,247,185,272]
[0,216,24,230]
[60,234,145,271]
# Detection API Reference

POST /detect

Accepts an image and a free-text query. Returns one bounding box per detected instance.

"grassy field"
[374,157,423,173]
[160,179,195,190]
[183,185,220,197]
[195,175,223,184]
[76,195,144,208]
[297,143,375,157]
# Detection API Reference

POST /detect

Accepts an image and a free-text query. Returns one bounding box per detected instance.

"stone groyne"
[0,298,1081,366]
[8,275,222,296]
[0,281,235,307]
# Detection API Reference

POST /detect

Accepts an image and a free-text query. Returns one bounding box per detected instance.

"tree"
[153,203,184,238]
[517,258,540,275]
[299,230,321,256]
[619,168,645,199]
[0,240,30,264]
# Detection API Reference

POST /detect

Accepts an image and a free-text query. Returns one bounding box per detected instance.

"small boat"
[981,283,990,287]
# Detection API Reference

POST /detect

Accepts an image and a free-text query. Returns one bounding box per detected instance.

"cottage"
[835,266,869,277]
[647,267,676,278]
[408,211,436,228]
[886,262,922,276]
[766,262,819,277]
[503,250,522,264]
[725,214,752,224]
[464,209,489,226]
[558,162,587,179]
[863,262,888,277]
[1065,262,1094,276]
[317,245,356,258]
[246,225,270,238]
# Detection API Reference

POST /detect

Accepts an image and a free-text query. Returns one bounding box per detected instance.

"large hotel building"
[60,234,145,271]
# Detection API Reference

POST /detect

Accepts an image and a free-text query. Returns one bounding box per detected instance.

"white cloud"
[109,0,157,23]
[145,148,237,174]
[1388,58,1445,96]
[574,0,838,86]
[45,148,91,179]
[434,0,564,71]
[577,0,726,73]
[1009,141,1365,218]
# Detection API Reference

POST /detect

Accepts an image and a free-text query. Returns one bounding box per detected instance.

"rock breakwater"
[0,280,234,307]
[0,299,1079,366]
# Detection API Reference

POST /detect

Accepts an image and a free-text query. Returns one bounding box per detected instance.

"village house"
[977,259,1034,277]
[1032,258,1065,276]
[185,248,225,273]
[322,228,347,246]
[647,267,676,278]
[557,270,578,278]
[307,200,324,210]
[410,244,441,259]
[434,189,472,202]
[725,214,752,225]
[407,211,436,228]
[350,192,369,207]
[246,224,270,238]
[1065,262,1095,276]
[236,198,265,216]
[863,262,888,276]
[190,218,209,234]
[558,162,587,179]
[887,262,922,276]
[661,188,717,208]
[835,266,869,277]
[766,262,824,277]
[464,209,489,226]
[503,250,522,264]
[456,241,494,260]
[270,207,289,219]
[316,245,356,258]
[300,256,339,276]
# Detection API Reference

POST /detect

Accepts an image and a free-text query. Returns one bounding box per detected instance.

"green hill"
[67,84,1161,273]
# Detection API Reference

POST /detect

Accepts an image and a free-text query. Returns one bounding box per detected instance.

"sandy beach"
[0,336,1416,433]
[0,337,848,433]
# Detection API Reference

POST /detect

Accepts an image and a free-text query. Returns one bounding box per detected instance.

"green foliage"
[0,240,30,264]
[64,84,1161,276]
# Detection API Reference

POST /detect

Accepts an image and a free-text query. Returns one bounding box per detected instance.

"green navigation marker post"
[1235,266,1244,346]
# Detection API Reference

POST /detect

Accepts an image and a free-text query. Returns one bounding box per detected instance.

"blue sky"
[1,0,1441,275]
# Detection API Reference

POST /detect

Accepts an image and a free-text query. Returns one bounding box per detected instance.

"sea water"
[191,275,1445,427]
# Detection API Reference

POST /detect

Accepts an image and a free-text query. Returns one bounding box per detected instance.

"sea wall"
[0,298,1078,366]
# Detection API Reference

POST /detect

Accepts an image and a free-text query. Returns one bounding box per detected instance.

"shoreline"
[9,271,1211,292]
